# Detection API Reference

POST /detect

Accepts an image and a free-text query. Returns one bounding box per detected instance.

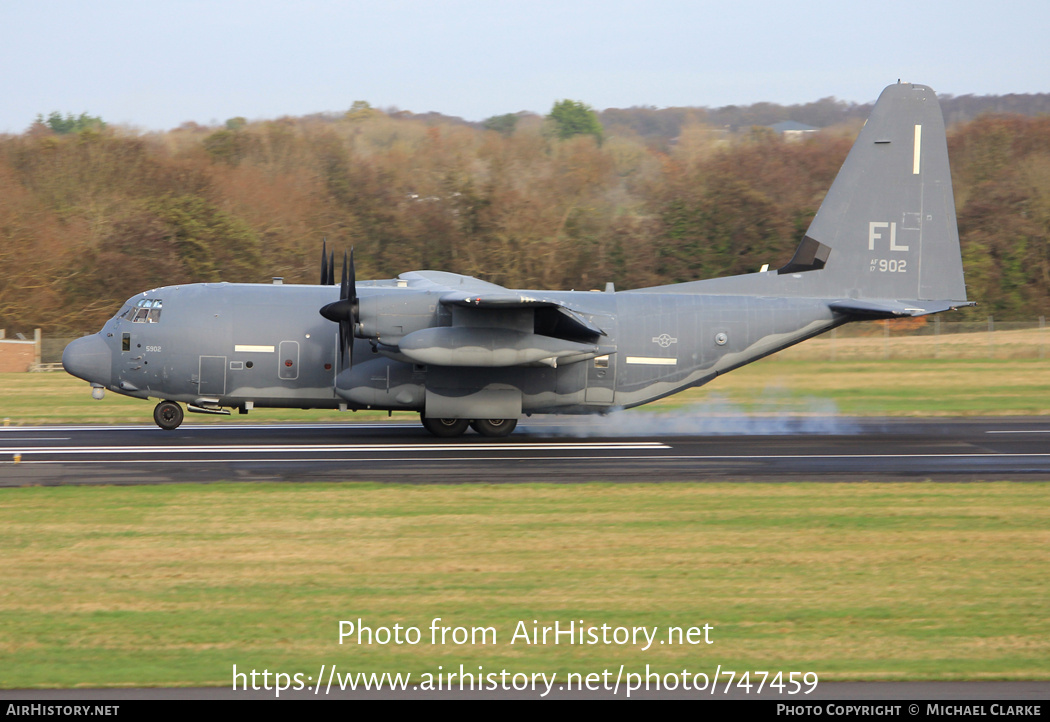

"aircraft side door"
[585,348,617,404]
[584,309,618,405]
[198,355,227,397]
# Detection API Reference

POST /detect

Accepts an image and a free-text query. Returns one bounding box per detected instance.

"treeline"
[322,92,1050,146]
[1,101,1049,335]
[598,92,1050,145]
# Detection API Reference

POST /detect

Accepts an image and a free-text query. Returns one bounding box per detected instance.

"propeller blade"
[344,250,354,367]
[340,251,348,301]
[349,248,357,306]
[320,240,328,285]
[328,251,335,286]
[341,318,351,367]
[346,248,359,368]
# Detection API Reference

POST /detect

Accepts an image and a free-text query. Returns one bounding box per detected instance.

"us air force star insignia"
[652,333,678,348]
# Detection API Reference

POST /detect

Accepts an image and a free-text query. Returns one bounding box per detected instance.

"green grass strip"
[1,482,1047,687]
[5,358,1050,427]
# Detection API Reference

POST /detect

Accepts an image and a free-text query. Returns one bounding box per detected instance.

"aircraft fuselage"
[69,277,841,418]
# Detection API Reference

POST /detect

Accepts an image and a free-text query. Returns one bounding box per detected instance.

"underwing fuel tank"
[397,327,600,368]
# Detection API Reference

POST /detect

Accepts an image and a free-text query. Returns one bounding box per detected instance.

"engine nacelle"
[355,290,448,345]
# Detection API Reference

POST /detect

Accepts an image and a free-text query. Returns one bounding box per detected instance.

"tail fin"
[783,82,969,308]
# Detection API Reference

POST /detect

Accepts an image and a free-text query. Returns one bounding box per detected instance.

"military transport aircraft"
[63,83,972,437]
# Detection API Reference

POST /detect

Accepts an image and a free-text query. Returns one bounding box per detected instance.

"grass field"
[3,355,1050,427]
[2,343,1048,690]
[0,482,1047,688]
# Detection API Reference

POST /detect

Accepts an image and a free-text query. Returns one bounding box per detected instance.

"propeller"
[319,248,359,369]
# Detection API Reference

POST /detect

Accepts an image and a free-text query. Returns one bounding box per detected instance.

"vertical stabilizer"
[786,83,968,304]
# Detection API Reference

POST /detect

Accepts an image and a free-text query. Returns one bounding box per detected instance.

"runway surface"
[2,416,1050,485]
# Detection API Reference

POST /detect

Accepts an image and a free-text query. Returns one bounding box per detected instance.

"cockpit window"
[131,298,162,323]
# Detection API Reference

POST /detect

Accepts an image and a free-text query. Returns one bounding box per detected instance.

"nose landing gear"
[153,400,184,430]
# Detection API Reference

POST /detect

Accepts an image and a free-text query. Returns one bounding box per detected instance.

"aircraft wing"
[439,292,606,337]
[387,271,607,368]
[398,270,510,294]
[397,270,606,337]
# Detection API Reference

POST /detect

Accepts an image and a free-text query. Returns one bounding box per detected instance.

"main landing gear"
[470,418,517,437]
[420,414,517,438]
[153,400,184,430]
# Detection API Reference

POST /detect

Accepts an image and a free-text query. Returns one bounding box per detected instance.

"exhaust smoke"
[525,392,860,438]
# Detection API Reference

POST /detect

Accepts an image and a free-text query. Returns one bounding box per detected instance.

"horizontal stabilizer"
[829,299,975,318]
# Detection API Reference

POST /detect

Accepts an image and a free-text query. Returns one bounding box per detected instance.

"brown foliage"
[0,163,83,331]
[952,116,1050,318]
[651,131,854,281]
[1,105,1049,334]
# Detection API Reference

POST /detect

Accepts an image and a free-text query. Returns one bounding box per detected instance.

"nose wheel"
[154,400,184,430]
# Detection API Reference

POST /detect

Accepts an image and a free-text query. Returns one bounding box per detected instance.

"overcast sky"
[1,0,1046,133]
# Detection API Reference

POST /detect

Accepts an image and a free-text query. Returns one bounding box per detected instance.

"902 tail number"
[870,259,907,273]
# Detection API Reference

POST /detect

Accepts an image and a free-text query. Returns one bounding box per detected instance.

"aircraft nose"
[63,334,112,385]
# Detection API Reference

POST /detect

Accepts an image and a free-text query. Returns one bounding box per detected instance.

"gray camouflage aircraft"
[64,82,972,437]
